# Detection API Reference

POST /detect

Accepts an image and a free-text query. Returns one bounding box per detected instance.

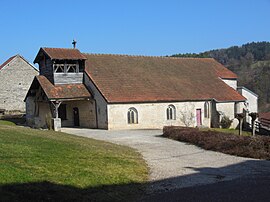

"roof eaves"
[85,70,109,103]
[237,86,259,98]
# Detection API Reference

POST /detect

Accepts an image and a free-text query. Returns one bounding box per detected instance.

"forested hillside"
[172,42,270,112]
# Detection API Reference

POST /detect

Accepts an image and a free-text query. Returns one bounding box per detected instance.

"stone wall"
[107,101,212,130]
[61,100,96,128]
[216,102,236,119]
[0,55,38,112]
[84,73,108,129]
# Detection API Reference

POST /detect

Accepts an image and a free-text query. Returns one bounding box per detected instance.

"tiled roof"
[34,48,87,63]
[0,55,16,70]
[36,75,91,100]
[212,62,237,79]
[0,55,38,72]
[259,112,270,121]
[84,54,245,103]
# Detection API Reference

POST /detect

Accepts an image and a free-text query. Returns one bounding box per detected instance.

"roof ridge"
[82,52,213,60]
[42,47,80,50]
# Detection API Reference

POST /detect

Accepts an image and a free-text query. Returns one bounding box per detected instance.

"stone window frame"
[167,104,176,120]
[127,107,138,124]
[204,101,210,118]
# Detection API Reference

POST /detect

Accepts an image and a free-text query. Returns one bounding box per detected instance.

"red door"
[196,109,202,127]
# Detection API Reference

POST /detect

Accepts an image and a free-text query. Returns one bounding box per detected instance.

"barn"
[0,55,38,114]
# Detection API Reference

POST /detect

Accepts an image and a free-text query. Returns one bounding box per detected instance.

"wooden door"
[73,107,80,127]
[196,109,202,127]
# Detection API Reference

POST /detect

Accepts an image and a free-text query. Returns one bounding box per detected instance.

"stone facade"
[26,98,96,129]
[107,101,212,130]
[0,55,38,112]
[84,74,108,129]
[61,100,96,128]
[25,47,259,130]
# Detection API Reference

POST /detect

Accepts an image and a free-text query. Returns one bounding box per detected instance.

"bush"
[220,116,233,128]
[162,126,270,160]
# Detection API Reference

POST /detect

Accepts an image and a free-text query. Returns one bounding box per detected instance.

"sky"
[0,0,270,65]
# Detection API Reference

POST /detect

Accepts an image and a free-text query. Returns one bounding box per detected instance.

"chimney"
[72,39,77,49]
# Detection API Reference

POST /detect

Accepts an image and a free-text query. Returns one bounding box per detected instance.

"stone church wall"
[107,101,211,130]
[84,73,108,129]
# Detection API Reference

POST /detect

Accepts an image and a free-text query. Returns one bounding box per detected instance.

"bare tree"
[179,103,195,127]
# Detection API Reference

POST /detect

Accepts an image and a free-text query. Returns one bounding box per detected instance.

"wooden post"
[51,101,62,118]
[236,113,245,136]
[50,101,62,131]
[249,113,258,136]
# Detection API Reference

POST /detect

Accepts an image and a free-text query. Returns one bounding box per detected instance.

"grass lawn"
[0,123,148,201]
[0,120,16,126]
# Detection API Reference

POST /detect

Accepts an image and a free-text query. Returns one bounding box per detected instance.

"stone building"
[0,55,38,113]
[25,47,257,130]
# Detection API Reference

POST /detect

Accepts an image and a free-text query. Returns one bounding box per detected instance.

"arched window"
[127,108,138,124]
[167,105,176,120]
[204,101,209,118]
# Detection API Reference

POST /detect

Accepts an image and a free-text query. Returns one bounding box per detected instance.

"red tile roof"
[84,54,245,103]
[0,55,16,70]
[34,48,87,63]
[36,75,91,100]
[259,112,270,121]
[211,61,237,79]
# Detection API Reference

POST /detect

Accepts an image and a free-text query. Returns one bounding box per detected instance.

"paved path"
[62,128,270,193]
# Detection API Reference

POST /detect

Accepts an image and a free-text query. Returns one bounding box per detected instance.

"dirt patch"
[163,126,270,160]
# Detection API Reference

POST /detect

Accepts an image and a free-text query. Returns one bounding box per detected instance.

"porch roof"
[34,75,92,100]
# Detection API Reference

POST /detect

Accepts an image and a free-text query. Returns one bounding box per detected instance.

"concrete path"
[62,128,270,193]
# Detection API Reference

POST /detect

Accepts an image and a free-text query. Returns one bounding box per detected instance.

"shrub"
[220,116,233,128]
[162,126,270,160]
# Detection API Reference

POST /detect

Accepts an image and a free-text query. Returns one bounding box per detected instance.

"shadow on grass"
[1,160,270,202]
[1,115,26,125]
[0,181,144,202]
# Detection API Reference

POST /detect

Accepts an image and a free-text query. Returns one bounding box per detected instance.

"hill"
[172,42,270,112]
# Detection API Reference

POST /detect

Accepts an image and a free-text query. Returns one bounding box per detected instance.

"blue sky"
[0,0,270,64]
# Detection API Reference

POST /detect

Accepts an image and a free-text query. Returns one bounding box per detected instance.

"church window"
[167,105,176,120]
[127,108,138,124]
[204,101,210,118]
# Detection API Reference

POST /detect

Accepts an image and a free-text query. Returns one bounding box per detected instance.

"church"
[25,47,258,130]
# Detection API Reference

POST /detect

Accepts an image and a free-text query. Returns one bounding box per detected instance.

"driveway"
[61,128,270,193]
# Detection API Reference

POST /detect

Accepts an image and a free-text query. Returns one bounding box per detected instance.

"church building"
[25,47,257,130]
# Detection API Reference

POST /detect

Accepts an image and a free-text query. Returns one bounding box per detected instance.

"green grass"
[200,128,251,136]
[0,120,16,126]
[0,125,148,201]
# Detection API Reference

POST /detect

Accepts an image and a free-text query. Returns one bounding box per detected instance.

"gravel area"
[62,128,270,193]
